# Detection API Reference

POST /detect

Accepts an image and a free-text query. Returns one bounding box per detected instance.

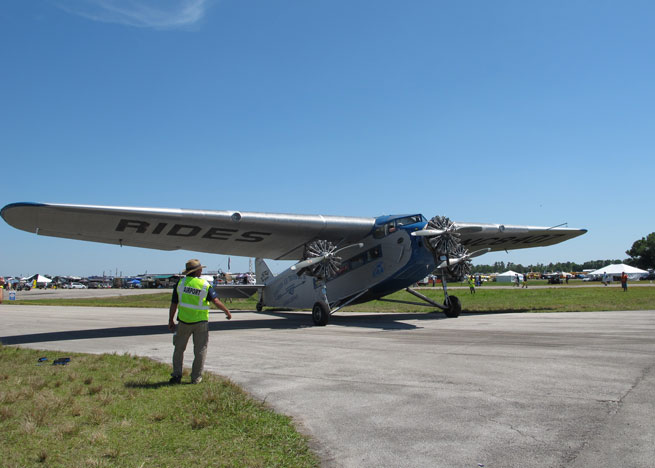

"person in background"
[621,272,628,292]
[468,275,476,294]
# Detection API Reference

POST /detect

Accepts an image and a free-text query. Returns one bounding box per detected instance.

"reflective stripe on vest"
[177,276,210,323]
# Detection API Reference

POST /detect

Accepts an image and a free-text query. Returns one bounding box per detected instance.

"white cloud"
[54,0,212,29]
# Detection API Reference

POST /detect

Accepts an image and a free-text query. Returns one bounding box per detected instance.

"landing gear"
[291,240,365,326]
[312,302,330,326]
[382,287,460,318]
[440,272,460,318]
[256,300,263,312]
[444,295,461,318]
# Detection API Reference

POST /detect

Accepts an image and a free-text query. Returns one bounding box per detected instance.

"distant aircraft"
[1,203,586,325]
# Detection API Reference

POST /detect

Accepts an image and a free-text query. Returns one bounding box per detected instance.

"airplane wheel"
[312,302,330,326]
[256,301,263,312]
[444,295,461,318]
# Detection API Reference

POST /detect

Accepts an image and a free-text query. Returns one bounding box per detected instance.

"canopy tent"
[588,264,647,281]
[200,275,216,284]
[496,270,523,283]
[25,274,52,284]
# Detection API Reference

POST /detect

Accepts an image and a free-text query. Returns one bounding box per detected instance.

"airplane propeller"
[291,241,364,279]
[436,247,491,277]
[411,229,447,237]
[415,215,461,255]
[413,215,492,279]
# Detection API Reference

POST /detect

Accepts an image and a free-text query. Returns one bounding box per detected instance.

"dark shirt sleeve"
[207,286,218,302]
[171,279,180,304]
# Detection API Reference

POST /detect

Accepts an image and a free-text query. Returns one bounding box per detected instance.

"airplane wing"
[1,202,375,261]
[1,202,586,260]
[454,222,587,252]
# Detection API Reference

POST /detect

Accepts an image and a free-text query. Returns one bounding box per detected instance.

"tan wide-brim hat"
[182,259,206,275]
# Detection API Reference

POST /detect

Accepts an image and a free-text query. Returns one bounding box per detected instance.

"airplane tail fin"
[255,258,274,284]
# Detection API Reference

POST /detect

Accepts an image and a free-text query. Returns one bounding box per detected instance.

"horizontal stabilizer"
[213,284,262,299]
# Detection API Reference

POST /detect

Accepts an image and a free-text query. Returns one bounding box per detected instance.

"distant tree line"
[471,259,624,274]
[625,232,655,270]
[471,232,655,273]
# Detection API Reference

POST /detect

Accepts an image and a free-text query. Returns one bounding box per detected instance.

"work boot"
[169,376,182,385]
[191,377,202,384]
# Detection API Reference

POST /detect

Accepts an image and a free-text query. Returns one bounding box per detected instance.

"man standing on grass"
[168,259,232,384]
[621,272,628,292]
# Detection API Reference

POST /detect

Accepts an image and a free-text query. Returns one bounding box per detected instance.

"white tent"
[496,270,523,283]
[25,274,52,284]
[200,275,216,285]
[588,264,647,281]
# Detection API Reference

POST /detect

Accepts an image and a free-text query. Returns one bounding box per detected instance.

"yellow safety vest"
[176,276,211,323]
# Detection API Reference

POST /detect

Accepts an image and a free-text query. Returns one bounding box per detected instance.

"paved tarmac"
[1,305,654,468]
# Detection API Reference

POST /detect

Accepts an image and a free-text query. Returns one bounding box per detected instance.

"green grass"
[7,293,259,310]
[340,285,655,313]
[0,345,319,468]
[6,284,655,314]
[7,293,185,308]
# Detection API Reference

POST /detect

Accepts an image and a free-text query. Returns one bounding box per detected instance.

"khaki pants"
[172,321,209,381]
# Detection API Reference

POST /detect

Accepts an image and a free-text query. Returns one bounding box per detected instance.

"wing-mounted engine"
[290,240,363,325]
[443,245,474,279]
[410,215,490,317]
[414,216,483,279]
[292,240,342,280]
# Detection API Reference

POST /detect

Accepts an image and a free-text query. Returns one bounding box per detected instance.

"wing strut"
[378,288,446,310]
[329,289,370,315]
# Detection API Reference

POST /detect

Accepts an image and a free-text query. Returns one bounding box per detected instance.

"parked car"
[69,282,87,289]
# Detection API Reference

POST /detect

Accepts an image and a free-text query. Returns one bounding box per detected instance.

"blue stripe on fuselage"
[351,215,435,303]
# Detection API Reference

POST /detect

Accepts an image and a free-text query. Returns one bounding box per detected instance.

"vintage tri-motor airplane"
[1,202,586,325]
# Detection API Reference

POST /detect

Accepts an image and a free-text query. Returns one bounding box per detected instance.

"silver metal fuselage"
[261,216,435,309]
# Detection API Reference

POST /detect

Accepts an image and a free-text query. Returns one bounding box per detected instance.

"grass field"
[0,345,319,468]
[6,284,655,314]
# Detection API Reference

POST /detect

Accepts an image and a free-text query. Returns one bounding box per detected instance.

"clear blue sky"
[1,0,653,277]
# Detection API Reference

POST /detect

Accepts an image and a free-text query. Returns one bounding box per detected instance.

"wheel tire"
[256,301,263,312]
[444,295,461,318]
[312,302,330,326]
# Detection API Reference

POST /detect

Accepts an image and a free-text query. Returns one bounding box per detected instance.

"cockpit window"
[395,215,423,227]
[373,215,424,238]
[373,225,387,239]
